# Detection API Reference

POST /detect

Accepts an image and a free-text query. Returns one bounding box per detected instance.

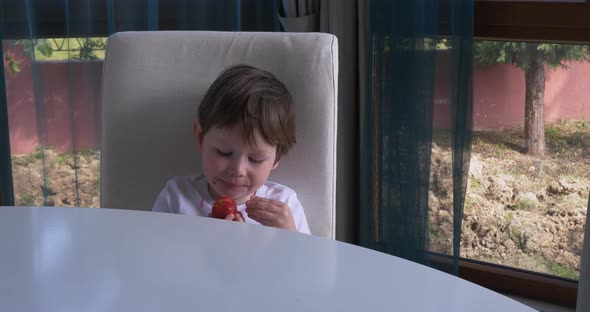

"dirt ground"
[429,120,589,279]
[12,148,100,208]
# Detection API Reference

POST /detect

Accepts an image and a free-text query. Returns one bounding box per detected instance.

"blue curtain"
[359,0,473,273]
[0,5,12,205]
[0,0,280,207]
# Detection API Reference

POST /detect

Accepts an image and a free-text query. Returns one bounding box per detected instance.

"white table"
[0,206,535,311]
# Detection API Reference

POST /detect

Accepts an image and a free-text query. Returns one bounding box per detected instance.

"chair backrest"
[101,31,338,238]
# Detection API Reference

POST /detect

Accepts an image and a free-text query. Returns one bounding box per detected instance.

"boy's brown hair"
[197,64,296,163]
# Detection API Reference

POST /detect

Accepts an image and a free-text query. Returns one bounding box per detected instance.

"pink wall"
[5,43,102,155]
[5,44,590,154]
[433,56,590,130]
[472,60,590,129]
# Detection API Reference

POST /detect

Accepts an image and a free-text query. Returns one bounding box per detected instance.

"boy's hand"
[208,211,244,222]
[245,196,297,232]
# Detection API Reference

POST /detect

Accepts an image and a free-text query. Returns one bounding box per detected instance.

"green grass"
[56,153,72,165]
[93,179,100,194]
[508,226,527,251]
[78,149,97,159]
[469,178,481,190]
[508,197,537,211]
[20,194,35,206]
[495,143,505,158]
[545,124,560,140]
[25,146,45,162]
[473,136,484,146]
[550,262,579,280]
[504,212,514,224]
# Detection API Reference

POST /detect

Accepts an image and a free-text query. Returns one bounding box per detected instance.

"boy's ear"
[193,120,203,150]
[271,160,280,170]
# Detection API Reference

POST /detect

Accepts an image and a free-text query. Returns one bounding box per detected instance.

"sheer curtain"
[359,0,473,272]
[279,0,475,272]
[0,29,11,205]
[0,0,279,208]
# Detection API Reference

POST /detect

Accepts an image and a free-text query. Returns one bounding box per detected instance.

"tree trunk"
[524,43,546,157]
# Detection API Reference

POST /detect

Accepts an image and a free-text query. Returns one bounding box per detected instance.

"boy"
[153,65,310,234]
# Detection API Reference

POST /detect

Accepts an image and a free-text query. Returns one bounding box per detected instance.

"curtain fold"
[359,0,473,269]
[278,0,319,32]
[0,11,13,205]
[450,1,474,273]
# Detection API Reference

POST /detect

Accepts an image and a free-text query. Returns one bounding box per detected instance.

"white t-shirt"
[152,175,310,234]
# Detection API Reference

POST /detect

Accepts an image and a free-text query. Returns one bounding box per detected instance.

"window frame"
[475,0,590,42]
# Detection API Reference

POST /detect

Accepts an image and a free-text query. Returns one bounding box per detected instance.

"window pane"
[461,40,589,279]
[4,38,104,208]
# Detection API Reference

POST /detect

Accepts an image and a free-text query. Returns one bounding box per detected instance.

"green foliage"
[504,212,514,224]
[75,38,105,60]
[545,124,560,140]
[475,41,523,68]
[56,153,72,165]
[9,37,106,68]
[473,136,484,146]
[7,39,53,73]
[508,197,536,211]
[508,226,527,251]
[464,196,473,210]
[577,120,590,130]
[93,179,100,194]
[550,262,579,280]
[383,36,447,53]
[555,139,569,153]
[474,41,590,71]
[14,39,53,58]
[6,58,21,73]
[495,143,505,158]
[25,146,45,162]
[20,194,36,206]
[79,149,97,158]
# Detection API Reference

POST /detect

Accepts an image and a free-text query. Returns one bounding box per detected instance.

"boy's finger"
[247,201,279,213]
[246,208,274,222]
[224,213,235,220]
[250,196,285,207]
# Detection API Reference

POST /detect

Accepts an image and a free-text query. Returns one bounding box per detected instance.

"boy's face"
[194,121,279,205]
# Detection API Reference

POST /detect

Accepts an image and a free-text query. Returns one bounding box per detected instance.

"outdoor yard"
[429,120,589,279]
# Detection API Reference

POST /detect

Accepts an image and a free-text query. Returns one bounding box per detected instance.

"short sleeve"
[152,182,174,213]
[287,194,311,235]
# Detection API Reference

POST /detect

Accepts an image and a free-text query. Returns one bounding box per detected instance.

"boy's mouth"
[219,178,247,188]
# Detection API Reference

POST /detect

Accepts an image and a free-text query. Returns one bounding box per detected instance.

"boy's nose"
[229,158,247,177]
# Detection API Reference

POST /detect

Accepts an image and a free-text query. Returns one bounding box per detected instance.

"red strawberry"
[212,197,238,219]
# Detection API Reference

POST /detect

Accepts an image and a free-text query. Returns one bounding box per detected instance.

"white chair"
[100,31,338,238]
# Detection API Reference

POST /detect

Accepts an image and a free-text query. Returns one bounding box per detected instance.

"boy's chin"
[209,185,249,202]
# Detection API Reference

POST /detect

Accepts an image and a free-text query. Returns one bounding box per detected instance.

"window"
[4,38,106,207]
[463,0,590,306]
[1,1,278,209]
[466,40,588,281]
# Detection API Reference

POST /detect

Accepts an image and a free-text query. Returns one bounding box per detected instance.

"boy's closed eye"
[216,149,232,157]
[249,157,265,164]
[216,149,268,164]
